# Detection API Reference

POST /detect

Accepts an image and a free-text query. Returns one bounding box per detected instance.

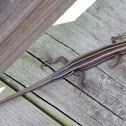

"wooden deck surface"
[0,0,126,126]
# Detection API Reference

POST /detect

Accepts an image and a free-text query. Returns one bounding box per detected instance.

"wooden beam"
[0,0,76,75]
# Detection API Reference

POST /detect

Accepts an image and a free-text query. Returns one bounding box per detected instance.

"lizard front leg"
[109,33,126,67]
[45,56,69,65]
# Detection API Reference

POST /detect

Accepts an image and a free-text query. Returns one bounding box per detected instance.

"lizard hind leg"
[108,54,121,68]
[73,70,85,97]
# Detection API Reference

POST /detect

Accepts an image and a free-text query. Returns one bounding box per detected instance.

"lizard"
[0,33,126,104]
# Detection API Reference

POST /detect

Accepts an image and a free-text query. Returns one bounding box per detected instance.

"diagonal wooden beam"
[0,0,76,75]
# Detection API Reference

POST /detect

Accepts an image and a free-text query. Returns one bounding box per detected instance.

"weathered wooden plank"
[0,0,76,76]
[0,74,79,126]
[1,0,126,126]
[0,0,42,44]
[0,81,62,126]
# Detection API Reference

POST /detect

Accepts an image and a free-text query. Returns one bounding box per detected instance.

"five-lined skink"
[0,33,126,104]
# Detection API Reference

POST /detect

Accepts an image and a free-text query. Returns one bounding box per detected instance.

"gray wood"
[0,81,62,126]
[0,0,76,75]
[0,74,79,126]
[1,0,126,126]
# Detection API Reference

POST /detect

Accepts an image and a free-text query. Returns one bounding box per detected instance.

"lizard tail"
[0,76,52,104]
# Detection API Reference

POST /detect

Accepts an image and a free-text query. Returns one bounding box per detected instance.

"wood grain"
[0,0,76,76]
[1,0,126,126]
[0,81,62,126]
[0,0,42,44]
